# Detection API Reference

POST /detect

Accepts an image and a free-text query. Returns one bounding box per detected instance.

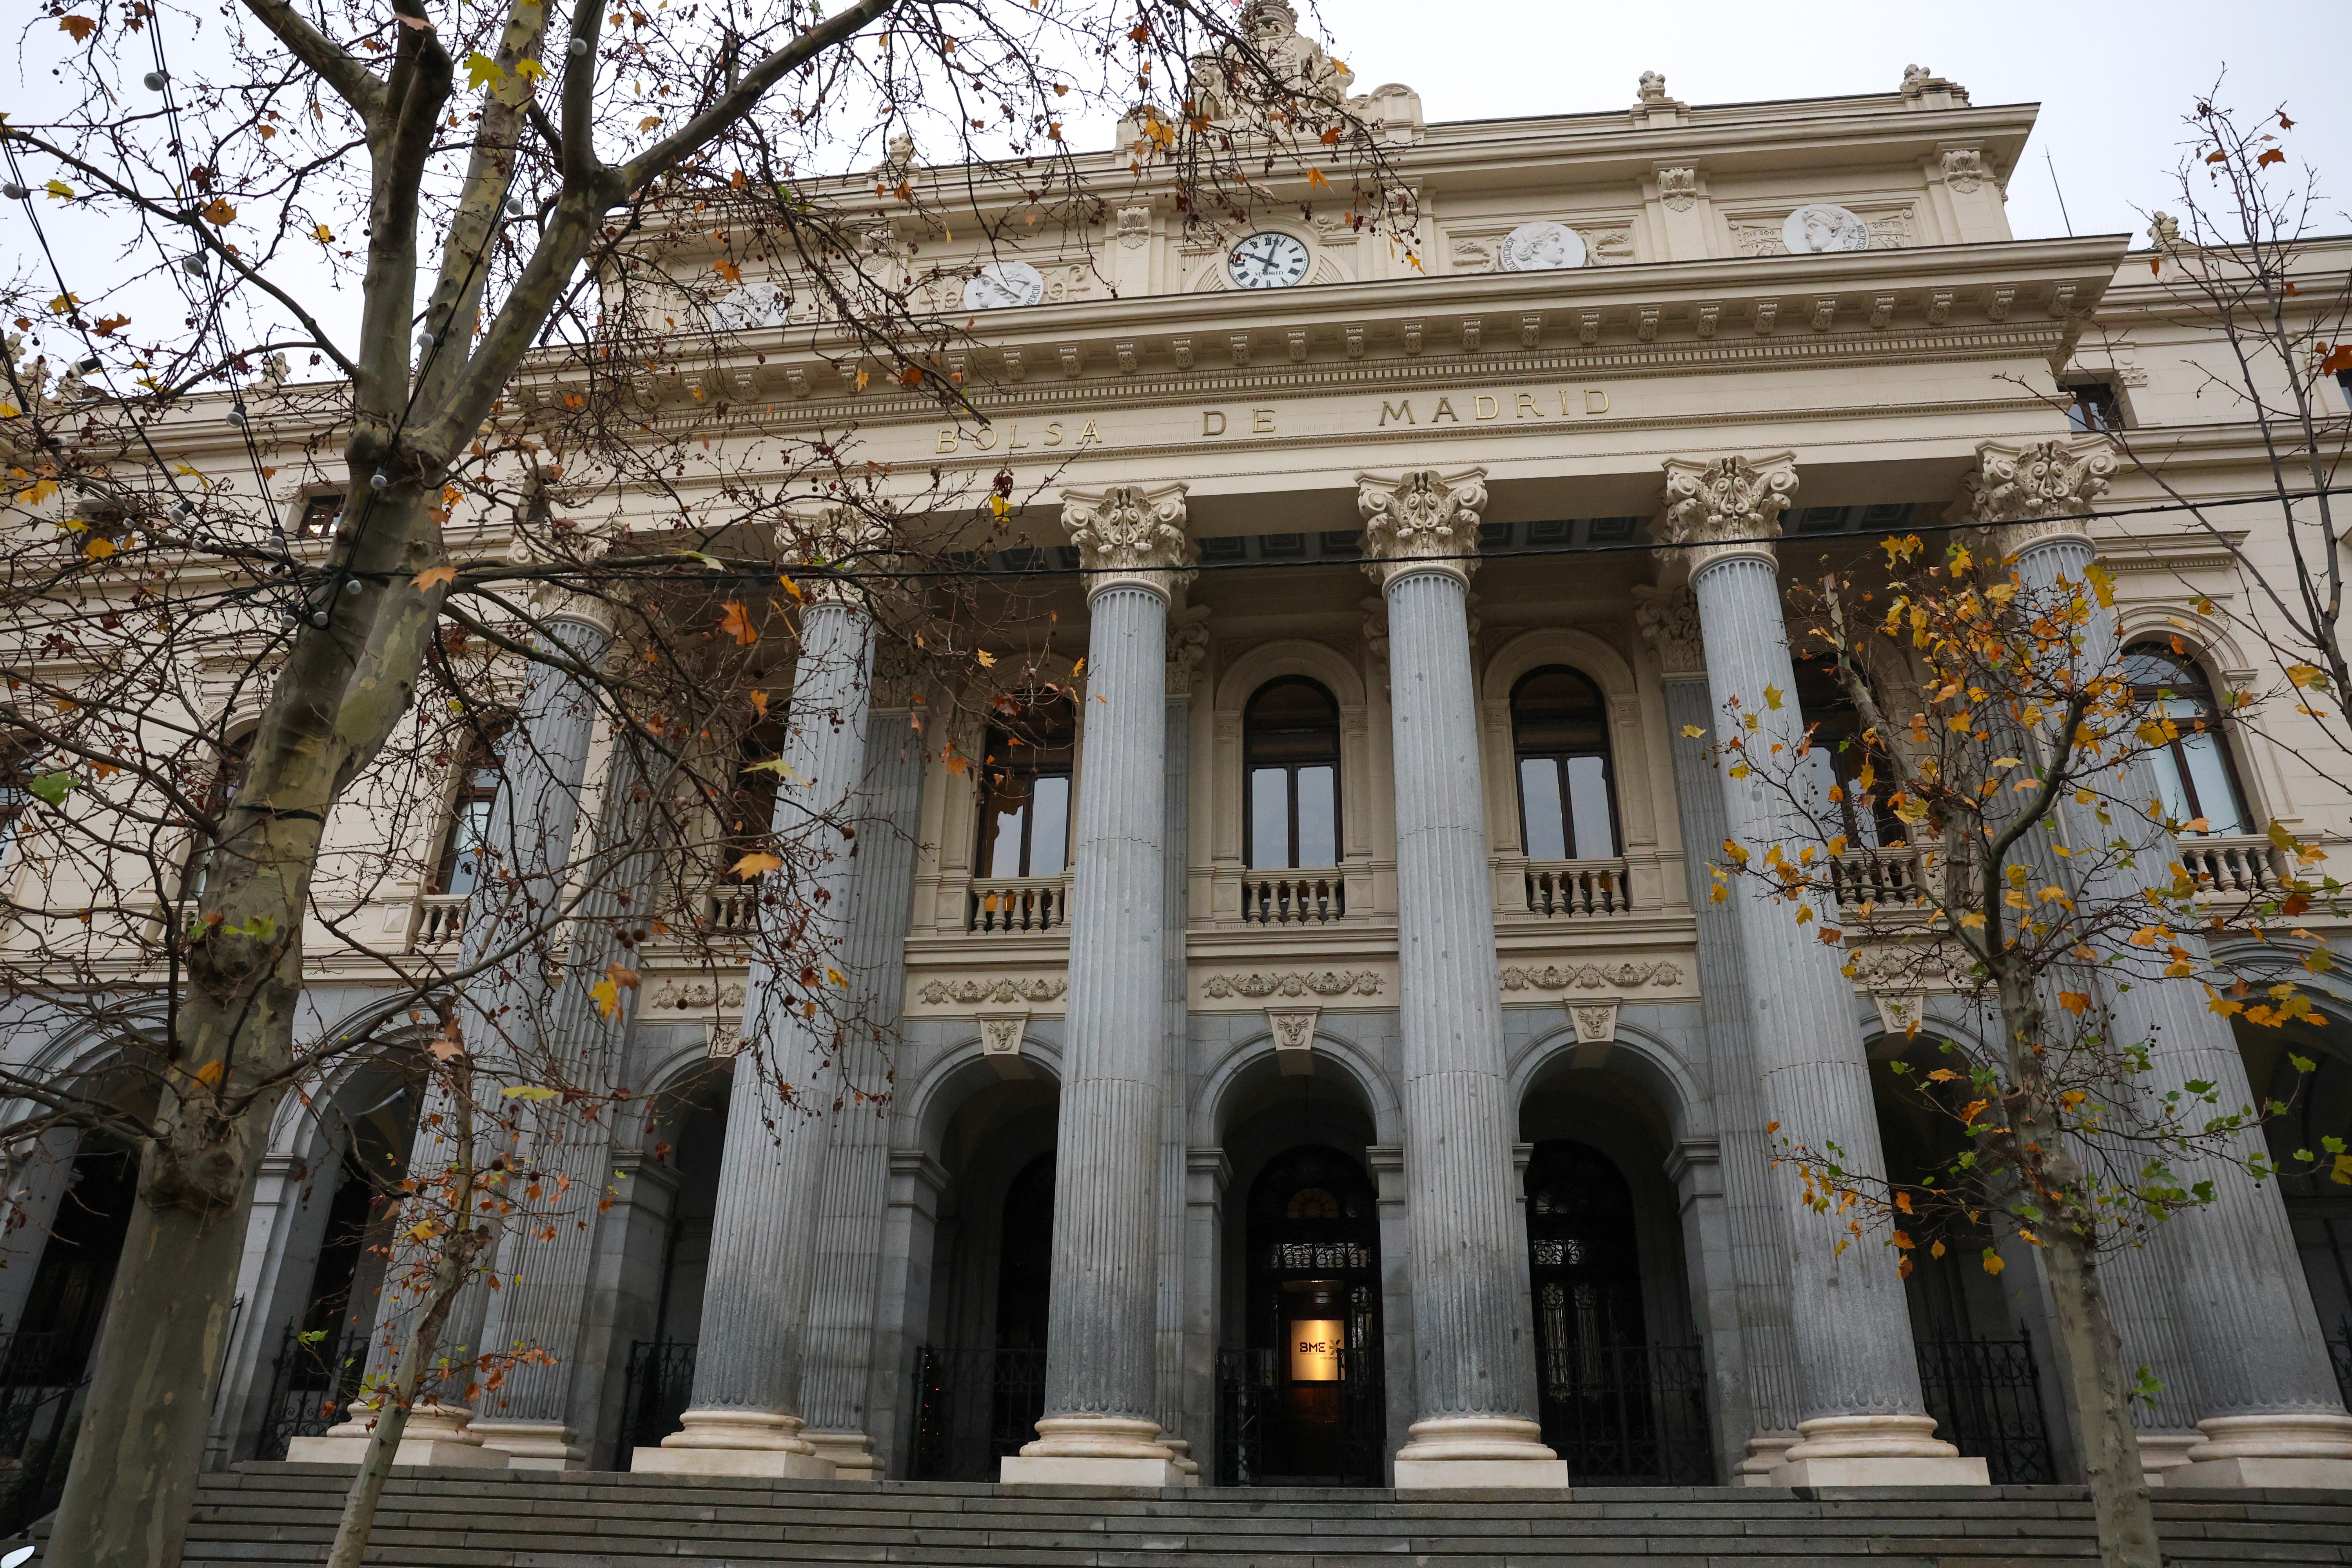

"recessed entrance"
[1221,1143,1383,1485]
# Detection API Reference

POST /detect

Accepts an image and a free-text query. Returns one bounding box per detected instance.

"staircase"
[177,1464,2350,1567]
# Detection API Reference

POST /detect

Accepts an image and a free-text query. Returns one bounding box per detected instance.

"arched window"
[1245,678,1340,869]
[180,729,257,902]
[727,707,792,878]
[1512,667,1616,860]
[978,691,1076,878]
[434,724,507,897]
[2125,643,2251,835]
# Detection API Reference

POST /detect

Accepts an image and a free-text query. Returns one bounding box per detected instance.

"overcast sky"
[1307,0,2348,246]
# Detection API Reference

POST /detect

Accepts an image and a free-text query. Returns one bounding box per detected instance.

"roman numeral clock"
[1227,230,1310,289]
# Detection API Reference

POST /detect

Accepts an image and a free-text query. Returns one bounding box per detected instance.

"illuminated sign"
[1289,1319,1343,1382]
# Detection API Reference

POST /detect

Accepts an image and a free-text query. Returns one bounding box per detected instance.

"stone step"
[172,1466,2350,1568]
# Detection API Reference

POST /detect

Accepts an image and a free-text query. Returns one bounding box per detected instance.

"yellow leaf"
[515,58,546,83]
[82,535,116,560]
[193,1058,227,1088]
[1926,1068,1962,1083]
[465,51,506,89]
[639,115,663,132]
[312,224,334,243]
[1930,1240,1946,1259]
[825,966,847,987]
[201,196,236,227]
[2059,991,2091,1015]
[1681,724,1705,738]
[407,1220,445,1243]
[502,1084,561,1100]
[776,573,804,603]
[2334,1152,2352,1185]
[975,648,997,668]
[731,851,784,877]
[718,601,758,644]
[1992,757,2022,769]
[1306,167,1330,190]
[44,180,74,202]
[588,978,621,1018]
[714,257,742,284]
[2287,662,2326,689]
[1982,1249,2005,1276]
[1763,684,1784,710]
[744,758,804,782]
[413,564,457,590]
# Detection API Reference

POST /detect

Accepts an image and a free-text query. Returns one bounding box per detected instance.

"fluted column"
[1970,440,2352,1488]
[1361,469,1566,1489]
[1001,483,1193,1487]
[798,684,927,1477]
[1665,454,1983,1486]
[1635,586,1803,1482]
[634,514,890,1479]
[290,605,615,1468]
[468,725,664,1468]
[1157,608,1208,1481]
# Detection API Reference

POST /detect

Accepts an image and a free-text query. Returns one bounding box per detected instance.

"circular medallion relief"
[1497,221,1588,272]
[962,260,1046,310]
[1781,203,1871,254]
[1227,230,1311,289]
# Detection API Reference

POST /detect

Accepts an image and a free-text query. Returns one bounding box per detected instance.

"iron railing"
[257,1324,371,1461]
[906,1346,1047,1481]
[1534,1341,1712,1485]
[1914,1333,2056,1485]
[613,1340,699,1470]
[1214,1347,1386,1486]
[2327,1321,2351,1408]
[0,1331,87,1538]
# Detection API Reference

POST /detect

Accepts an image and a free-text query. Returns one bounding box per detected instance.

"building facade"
[8,9,2352,1495]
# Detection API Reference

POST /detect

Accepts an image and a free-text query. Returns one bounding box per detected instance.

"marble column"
[1634,586,1804,1482]
[1967,439,2352,1489]
[467,725,663,1467]
[1001,483,1193,1487]
[1360,468,1566,1489]
[798,681,927,1477]
[1156,608,1209,1482]
[289,603,615,1469]
[633,514,890,1478]
[1663,453,1983,1486]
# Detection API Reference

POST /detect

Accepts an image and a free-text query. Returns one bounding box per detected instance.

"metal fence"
[0,1331,88,1538]
[2328,1321,2351,1408]
[1214,1347,1386,1486]
[612,1341,699,1470]
[1534,1341,1713,1485]
[257,1324,372,1461]
[1915,1334,2056,1485]
[905,1346,1046,1481]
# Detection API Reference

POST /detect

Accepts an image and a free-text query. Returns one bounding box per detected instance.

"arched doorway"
[1228,1144,1383,1485]
[11,1135,138,1380]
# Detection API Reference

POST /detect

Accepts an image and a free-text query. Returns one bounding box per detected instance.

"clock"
[1226,231,1310,289]
[962,260,1045,310]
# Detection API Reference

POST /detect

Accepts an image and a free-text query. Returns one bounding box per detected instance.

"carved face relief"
[1782,203,1870,254]
[963,261,1045,310]
[1498,221,1588,273]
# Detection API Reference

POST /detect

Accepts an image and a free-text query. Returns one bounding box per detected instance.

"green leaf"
[27,771,77,806]
[2290,1053,2318,1074]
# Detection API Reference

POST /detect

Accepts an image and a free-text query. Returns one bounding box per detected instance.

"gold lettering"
[1559,390,1576,416]
[1474,395,1499,421]
[971,424,998,451]
[1077,420,1101,447]
[1515,392,1541,419]
[1378,400,1414,426]
[1203,410,1227,437]
[936,428,958,454]
[1043,421,1065,448]
[1010,424,1029,451]
[1252,408,1276,433]
[1432,397,1459,424]
[1584,388,1610,414]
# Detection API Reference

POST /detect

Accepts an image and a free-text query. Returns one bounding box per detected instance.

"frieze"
[918,976,1070,1005]
[648,979,748,1011]
[1201,969,1383,1000]
[1499,959,1685,992]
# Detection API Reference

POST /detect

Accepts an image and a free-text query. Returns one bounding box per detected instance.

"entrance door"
[1226,1145,1383,1485]
[1524,1139,1710,1483]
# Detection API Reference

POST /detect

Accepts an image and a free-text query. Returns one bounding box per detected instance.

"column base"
[285,1401,512,1469]
[467,1421,584,1470]
[802,1428,880,1479]
[631,1408,837,1479]
[1163,1437,1202,1487]
[2137,1432,2202,1486]
[2172,1413,2352,1490]
[1392,1416,1569,1489]
[1001,1415,1184,1488]
[1734,1429,1801,1487]
[1768,1414,1989,1488]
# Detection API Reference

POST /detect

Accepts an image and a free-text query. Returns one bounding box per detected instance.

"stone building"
[7,8,2352,1497]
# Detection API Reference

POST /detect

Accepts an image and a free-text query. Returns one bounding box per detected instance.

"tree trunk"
[2041,1228,2162,1568]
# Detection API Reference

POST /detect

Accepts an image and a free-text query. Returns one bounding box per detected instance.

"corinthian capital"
[1357,467,1488,589]
[784,506,898,605]
[1660,453,1798,575]
[1960,439,2113,556]
[1061,483,1195,601]
[1631,585,1704,677]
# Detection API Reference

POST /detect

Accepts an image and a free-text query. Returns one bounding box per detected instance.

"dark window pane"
[1521,758,1568,860]
[1566,755,1614,858]
[1511,668,1607,753]
[1250,767,1291,869]
[1296,766,1337,867]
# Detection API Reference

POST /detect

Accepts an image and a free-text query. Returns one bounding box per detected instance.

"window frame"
[1509,666,1619,862]
[2124,642,2253,835]
[1241,676,1344,872]
[976,691,1077,880]
[433,723,509,897]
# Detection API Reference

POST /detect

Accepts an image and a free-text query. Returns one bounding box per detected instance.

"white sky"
[1305,0,2349,245]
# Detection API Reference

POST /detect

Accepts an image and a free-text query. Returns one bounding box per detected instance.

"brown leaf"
[412,564,457,590]
[2257,147,2287,167]
[91,315,129,336]
[718,600,757,644]
[713,257,742,284]
[200,196,236,227]
[58,16,96,42]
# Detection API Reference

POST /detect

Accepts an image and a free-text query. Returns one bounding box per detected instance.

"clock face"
[1227,231,1310,289]
[962,260,1045,310]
